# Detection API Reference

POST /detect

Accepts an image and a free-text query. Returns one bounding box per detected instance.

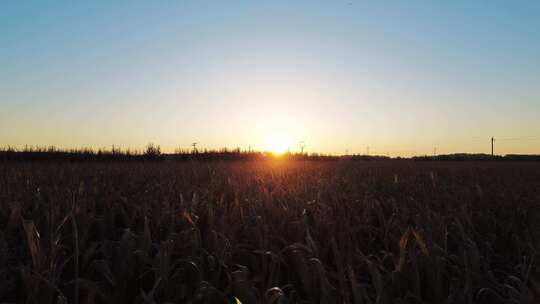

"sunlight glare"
[264,133,293,154]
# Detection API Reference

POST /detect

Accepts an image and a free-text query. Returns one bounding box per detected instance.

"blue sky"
[1,1,539,155]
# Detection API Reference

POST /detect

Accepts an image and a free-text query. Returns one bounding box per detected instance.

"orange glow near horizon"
[264,133,293,154]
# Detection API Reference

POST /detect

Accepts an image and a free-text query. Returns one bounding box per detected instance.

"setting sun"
[264,133,293,154]
[2,2,540,303]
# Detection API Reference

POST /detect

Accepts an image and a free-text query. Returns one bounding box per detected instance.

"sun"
[264,133,293,154]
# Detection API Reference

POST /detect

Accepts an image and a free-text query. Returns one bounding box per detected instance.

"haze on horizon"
[1,1,539,156]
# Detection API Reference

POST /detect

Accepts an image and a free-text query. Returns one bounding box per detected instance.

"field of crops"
[1,160,540,303]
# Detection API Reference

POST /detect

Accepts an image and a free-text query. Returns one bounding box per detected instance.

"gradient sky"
[1,1,539,155]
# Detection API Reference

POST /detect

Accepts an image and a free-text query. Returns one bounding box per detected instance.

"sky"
[1,1,539,156]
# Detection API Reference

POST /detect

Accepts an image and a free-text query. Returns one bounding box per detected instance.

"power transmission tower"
[191,142,198,153]
[434,147,437,156]
[299,141,306,154]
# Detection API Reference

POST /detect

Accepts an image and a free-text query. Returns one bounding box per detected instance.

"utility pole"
[434,147,437,156]
[191,142,198,153]
[299,141,306,154]
[491,137,494,156]
[366,146,370,156]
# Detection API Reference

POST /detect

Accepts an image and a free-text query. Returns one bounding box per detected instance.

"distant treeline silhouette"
[1,145,539,162]
[413,153,540,161]
[0,144,341,162]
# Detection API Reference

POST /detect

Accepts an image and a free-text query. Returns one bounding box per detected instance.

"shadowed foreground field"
[1,161,540,303]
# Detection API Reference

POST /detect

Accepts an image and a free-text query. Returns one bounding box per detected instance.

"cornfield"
[1,160,540,303]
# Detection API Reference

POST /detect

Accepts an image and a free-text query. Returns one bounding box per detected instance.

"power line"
[299,141,306,154]
[496,137,540,141]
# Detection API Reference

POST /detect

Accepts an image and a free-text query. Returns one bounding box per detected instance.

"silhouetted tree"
[144,143,162,160]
